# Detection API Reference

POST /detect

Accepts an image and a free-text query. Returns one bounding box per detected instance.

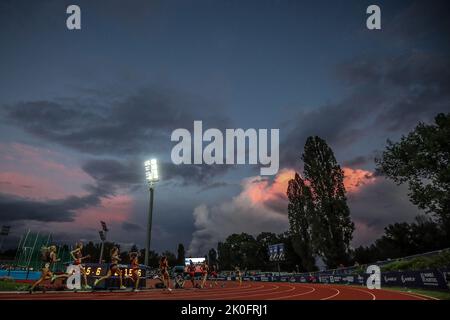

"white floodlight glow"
[144,158,159,184]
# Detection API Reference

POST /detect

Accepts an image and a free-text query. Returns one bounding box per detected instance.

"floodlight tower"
[98,221,108,264]
[144,159,159,266]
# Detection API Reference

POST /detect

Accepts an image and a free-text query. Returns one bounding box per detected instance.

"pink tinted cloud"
[342,168,377,193]
[0,171,68,199]
[244,167,377,207]
[0,142,94,199]
[70,194,134,229]
[243,169,295,206]
[8,143,88,180]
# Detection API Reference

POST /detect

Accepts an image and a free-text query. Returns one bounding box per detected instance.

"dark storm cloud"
[0,186,107,223]
[2,87,230,157]
[343,150,381,168]
[161,162,230,186]
[280,0,450,169]
[343,155,371,168]
[338,51,450,131]
[82,159,142,186]
[81,158,230,188]
[281,51,450,168]
[387,0,450,44]
[199,182,230,192]
[2,86,232,186]
[280,89,385,168]
[122,221,143,232]
[348,177,423,246]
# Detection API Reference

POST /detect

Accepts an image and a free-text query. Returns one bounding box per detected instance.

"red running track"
[0,281,437,300]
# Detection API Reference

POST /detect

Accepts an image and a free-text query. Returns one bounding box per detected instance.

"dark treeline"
[216,232,301,272]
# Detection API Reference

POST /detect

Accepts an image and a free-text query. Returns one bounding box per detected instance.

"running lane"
[0,282,436,300]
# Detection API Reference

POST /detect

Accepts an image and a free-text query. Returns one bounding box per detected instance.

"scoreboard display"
[83,263,147,289]
[268,243,285,261]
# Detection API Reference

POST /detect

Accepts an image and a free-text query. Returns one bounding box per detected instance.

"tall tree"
[302,136,354,268]
[354,215,449,263]
[217,233,264,270]
[177,243,185,265]
[208,248,218,266]
[376,113,450,233]
[217,241,232,270]
[287,173,316,271]
[255,232,279,271]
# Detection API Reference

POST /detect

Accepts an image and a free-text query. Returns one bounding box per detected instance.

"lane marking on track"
[346,287,376,300]
[269,284,316,300]
[208,284,285,300]
[0,283,253,300]
[320,287,340,300]
[150,284,269,300]
[387,290,432,300]
[401,292,439,300]
[0,282,440,300]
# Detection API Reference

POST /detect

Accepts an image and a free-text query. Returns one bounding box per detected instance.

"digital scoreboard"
[83,263,147,289]
[268,244,285,261]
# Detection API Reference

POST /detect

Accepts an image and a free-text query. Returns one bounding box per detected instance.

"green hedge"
[0,278,27,291]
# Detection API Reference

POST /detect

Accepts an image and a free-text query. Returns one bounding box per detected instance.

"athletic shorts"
[109,263,118,271]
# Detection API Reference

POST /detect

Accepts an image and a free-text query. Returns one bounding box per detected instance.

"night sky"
[0,0,449,255]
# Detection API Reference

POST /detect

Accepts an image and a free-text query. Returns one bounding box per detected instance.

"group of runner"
[29,242,240,293]
[186,259,220,289]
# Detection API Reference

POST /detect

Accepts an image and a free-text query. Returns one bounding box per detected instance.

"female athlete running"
[209,264,219,287]
[70,242,91,289]
[128,251,140,291]
[200,261,209,288]
[159,256,172,292]
[235,266,242,286]
[93,246,126,290]
[187,259,196,288]
[29,245,64,293]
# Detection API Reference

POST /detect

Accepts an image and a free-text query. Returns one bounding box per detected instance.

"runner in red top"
[200,261,209,288]
[187,259,196,288]
[159,256,171,292]
[129,251,140,291]
[209,264,219,287]
[70,242,91,289]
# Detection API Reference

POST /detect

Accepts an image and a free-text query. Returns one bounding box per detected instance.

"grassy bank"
[384,286,450,300]
[0,278,29,291]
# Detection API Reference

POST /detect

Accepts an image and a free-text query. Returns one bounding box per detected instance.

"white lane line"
[152,285,273,300]
[347,287,376,300]
[269,285,316,300]
[208,284,282,300]
[388,290,433,300]
[320,287,340,300]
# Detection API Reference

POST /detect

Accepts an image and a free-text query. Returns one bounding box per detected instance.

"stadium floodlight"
[98,229,107,263]
[144,159,159,266]
[144,159,159,185]
[100,221,109,232]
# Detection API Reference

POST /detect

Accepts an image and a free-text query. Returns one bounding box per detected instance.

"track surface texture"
[0,281,438,300]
